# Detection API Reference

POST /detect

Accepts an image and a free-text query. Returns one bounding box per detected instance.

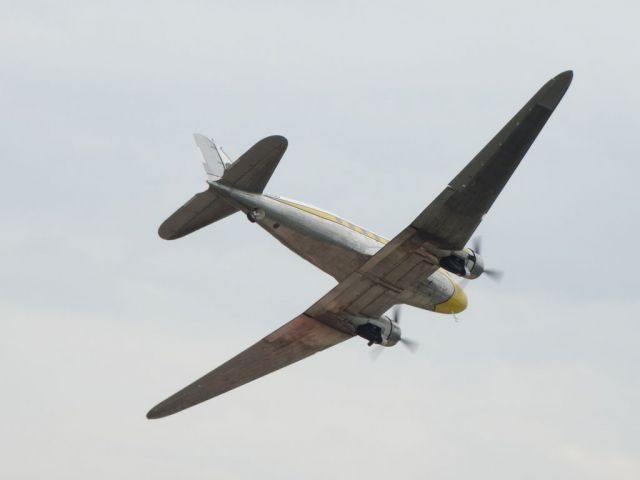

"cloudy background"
[2,1,639,478]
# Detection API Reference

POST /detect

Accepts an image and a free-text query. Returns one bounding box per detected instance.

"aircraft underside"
[147,70,572,418]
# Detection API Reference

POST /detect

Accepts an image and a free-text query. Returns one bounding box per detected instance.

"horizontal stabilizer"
[158,187,237,240]
[219,135,287,193]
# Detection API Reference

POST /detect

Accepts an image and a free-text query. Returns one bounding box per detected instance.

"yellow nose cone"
[435,281,468,314]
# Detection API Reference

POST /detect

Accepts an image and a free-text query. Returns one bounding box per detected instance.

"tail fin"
[158,134,288,240]
[193,133,231,181]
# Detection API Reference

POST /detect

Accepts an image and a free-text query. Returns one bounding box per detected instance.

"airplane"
[147,70,573,419]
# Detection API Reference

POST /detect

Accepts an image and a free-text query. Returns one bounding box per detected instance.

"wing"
[307,71,573,326]
[412,70,573,250]
[147,314,351,419]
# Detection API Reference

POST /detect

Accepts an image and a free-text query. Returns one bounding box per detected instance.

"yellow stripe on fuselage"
[271,196,389,245]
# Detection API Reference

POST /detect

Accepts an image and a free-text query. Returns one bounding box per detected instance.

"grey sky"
[1,1,639,479]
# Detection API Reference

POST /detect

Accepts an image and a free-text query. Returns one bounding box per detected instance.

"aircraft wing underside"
[147,314,351,419]
[306,227,441,331]
[411,71,573,251]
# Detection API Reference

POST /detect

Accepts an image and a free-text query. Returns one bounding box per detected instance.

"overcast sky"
[2,1,639,479]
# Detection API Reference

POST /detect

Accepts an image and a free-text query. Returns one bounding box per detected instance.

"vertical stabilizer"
[194,133,229,181]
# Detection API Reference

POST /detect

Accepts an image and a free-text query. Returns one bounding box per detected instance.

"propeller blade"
[369,345,384,360]
[472,236,482,254]
[400,338,420,353]
[484,268,504,282]
[390,305,402,324]
[469,235,504,283]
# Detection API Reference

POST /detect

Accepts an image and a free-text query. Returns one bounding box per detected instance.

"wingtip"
[555,69,574,84]
[264,134,288,147]
[146,406,166,420]
[534,70,573,110]
[158,224,180,240]
[146,394,188,419]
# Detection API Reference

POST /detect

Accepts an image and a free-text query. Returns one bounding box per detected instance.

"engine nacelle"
[439,248,485,279]
[355,316,401,347]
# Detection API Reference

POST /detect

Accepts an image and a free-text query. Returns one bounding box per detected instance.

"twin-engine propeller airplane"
[147,71,573,419]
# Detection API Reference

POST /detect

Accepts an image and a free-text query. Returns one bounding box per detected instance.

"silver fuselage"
[212,183,459,313]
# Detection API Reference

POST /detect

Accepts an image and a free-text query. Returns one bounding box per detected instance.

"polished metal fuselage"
[211,183,458,313]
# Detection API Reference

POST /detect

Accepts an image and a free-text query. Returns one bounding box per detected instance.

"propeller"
[369,305,420,359]
[484,268,504,282]
[399,336,420,353]
[471,236,504,283]
[369,345,384,360]
[390,305,420,352]
[389,304,401,323]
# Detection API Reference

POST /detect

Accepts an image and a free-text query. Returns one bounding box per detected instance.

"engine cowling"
[439,248,485,279]
[355,316,401,347]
